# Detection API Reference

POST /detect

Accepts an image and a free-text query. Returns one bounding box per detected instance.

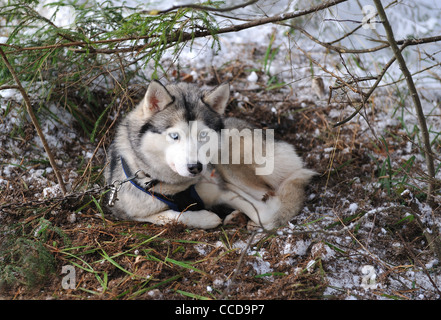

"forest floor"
[1,45,441,300]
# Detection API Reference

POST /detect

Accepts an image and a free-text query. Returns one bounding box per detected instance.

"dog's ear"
[203,83,230,114]
[142,80,174,115]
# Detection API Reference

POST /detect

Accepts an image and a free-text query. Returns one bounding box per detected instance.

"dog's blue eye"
[169,132,179,140]
[199,131,208,139]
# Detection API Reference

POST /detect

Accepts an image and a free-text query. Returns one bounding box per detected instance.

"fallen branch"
[0,184,108,213]
[0,47,67,195]
[220,231,257,300]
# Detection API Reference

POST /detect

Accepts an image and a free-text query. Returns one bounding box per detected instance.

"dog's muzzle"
[187,162,203,175]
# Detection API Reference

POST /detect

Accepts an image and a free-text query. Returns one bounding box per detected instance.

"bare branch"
[373,0,441,263]
[373,0,436,198]
[0,47,67,195]
[293,40,365,97]
[333,51,398,127]
[146,0,259,15]
[282,23,389,54]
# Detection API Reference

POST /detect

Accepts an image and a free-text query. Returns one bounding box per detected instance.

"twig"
[146,0,259,15]
[293,41,365,96]
[0,47,67,195]
[397,232,441,297]
[412,207,441,269]
[0,85,19,90]
[0,184,109,213]
[282,23,389,54]
[332,37,424,127]
[333,52,398,127]
[323,18,382,24]
[373,0,436,198]
[220,231,257,300]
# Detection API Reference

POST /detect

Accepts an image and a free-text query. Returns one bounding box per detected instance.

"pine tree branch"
[3,0,349,55]
[3,0,441,57]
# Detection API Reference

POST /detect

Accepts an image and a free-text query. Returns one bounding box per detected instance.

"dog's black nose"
[187,162,203,175]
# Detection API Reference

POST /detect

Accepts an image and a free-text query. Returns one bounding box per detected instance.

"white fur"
[195,140,316,230]
[105,81,231,229]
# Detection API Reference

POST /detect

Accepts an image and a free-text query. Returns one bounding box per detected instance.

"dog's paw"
[224,210,248,227]
[247,219,279,231]
[181,210,222,229]
[246,220,263,231]
[202,213,223,229]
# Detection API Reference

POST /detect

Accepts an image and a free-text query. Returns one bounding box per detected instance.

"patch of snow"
[247,71,258,83]
[194,243,209,256]
[348,203,358,214]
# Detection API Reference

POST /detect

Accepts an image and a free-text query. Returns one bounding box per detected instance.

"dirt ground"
[1,60,440,300]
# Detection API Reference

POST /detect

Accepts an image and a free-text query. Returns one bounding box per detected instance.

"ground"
[1,53,441,301]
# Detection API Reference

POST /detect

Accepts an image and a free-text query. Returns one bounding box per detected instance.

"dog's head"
[136,80,229,178]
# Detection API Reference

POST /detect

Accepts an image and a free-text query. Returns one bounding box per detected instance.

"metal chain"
[0,170,145,213]
[0,185,109,213]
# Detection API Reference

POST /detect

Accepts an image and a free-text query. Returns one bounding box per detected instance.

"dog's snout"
[187,162,203,175]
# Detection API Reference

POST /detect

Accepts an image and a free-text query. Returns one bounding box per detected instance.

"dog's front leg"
[218,187,281,230]
[141,209,222,229]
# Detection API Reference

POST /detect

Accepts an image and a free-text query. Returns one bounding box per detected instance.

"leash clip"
[108,180,124,207]
[108,170,146,207]
[108,184,119,207]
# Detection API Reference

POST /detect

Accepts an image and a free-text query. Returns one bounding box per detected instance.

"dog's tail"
[271,168,317,228]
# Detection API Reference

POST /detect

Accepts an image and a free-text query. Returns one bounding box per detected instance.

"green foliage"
[0,217,69,288]
[368,134,426,199]
[0,0,222,140]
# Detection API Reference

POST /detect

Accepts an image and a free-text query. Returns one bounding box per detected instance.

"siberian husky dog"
[104,80,315,230]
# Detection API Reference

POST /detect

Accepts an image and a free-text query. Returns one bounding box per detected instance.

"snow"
[247,71,258,83]
[349,203,358,214]
[0,88,22,101]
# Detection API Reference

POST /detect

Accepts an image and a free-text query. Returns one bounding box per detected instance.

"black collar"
[120,156,205,212]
